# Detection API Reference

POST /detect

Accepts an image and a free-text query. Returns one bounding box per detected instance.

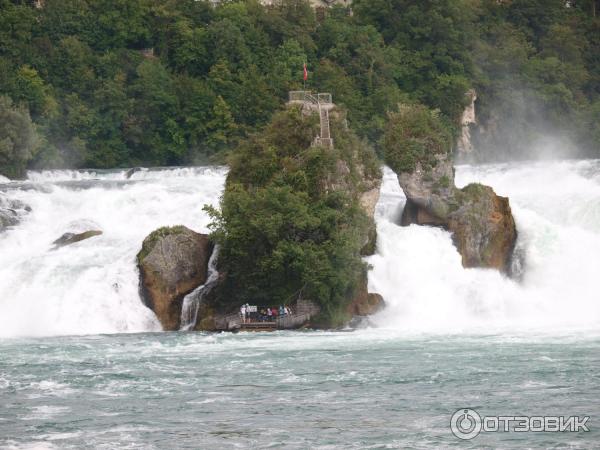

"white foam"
[0,167,227,337]
[369,162,600,333]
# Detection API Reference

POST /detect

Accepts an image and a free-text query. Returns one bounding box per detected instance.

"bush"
[0,96,39,179]
[383,103,454,174]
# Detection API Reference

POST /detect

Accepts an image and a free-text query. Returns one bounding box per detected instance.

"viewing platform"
[288,91,334,110]
[288,91,334,148]
[215,300,321,332]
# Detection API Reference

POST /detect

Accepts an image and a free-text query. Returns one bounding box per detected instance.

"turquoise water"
[2,162,600,448]
[1,330,598,449]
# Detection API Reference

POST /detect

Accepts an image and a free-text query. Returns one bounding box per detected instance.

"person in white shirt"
[240,305,247,323]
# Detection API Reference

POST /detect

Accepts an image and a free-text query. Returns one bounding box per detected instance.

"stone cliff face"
[346,272,385,317]
[324,109,382,257]
[137,226,213,330]
[457,89,477,156]
[398,154,455,226]
[319,108,384,321]
[396,155,516,273]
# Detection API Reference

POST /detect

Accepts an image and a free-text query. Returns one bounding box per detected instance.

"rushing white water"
[368,160,600,334]
[0,167,226,338]
[179,245,220,330]
[1,160,599,338]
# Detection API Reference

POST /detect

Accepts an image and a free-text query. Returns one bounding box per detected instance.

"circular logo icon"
[450,408,482,440]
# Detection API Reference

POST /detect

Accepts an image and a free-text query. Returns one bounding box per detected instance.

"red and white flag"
[303,63,308,82]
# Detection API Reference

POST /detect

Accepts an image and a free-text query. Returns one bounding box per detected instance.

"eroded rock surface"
[137,226,213,330]
[396,155,516,273]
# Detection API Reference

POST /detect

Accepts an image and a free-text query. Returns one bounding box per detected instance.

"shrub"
[0,96,39,179]
[383,103,455,174]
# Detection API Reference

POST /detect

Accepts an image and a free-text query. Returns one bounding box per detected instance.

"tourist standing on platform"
[240,304,247,324]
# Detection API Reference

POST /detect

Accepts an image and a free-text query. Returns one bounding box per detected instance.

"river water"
[0,161,599,448]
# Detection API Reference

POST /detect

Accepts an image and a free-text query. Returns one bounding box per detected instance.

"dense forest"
[0,0,599,178]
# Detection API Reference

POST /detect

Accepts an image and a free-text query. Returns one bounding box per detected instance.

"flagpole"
[303,62,307,103]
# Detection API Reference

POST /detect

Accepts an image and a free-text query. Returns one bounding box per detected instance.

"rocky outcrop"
[329,158,381,256]
[322,113,382,257]
[137,226,213,331]
[447,184,516,271]
[347,275,385,317]
[398,154,455,226]
[397,154,517,273]
[124,167,143,179]
[52,230,102,248]
[457,89,477,156]
[0,195,31,233]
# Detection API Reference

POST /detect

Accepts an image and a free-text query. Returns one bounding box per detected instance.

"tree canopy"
[0,0,599,177]
[206,106,379,325]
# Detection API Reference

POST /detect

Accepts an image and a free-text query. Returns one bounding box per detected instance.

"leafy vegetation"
[0,96,39,178]
[205,106,379,325]
[0,0,599,178]
[471,0,600,158]
[383,104,454,173]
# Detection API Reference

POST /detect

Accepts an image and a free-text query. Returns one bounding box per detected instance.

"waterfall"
[368,160,600,333]
[1,160,599,337]
[180,245,220,331]
[0,167,227,338]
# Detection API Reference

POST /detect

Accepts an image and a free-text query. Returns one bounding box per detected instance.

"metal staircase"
[288,91,334,148]
[316,108,332,148]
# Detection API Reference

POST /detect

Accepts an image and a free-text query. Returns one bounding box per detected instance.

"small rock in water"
[125,167,143,179]
[0,195,32,233]
[52,230,103,249]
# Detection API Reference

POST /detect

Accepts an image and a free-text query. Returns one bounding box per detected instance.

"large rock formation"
[199,102,385,329]
[384,103,517,274]
[312,107,384,318]
[137,226,213,330]
[321,108,382,258]
[347,274,385,317]
[398,154,516,273]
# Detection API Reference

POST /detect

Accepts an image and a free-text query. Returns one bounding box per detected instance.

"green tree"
[383,103,454,173]
[205,95,237,155]
[12,65,55,118]
[126,59,184,165]
[0,96,39,179]
[87,0,151,50]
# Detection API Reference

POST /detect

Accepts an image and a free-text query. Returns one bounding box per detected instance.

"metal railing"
[317,93,332,104]
[276,313,311,329]
[288,91,334,149]
[289,91,331,105]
